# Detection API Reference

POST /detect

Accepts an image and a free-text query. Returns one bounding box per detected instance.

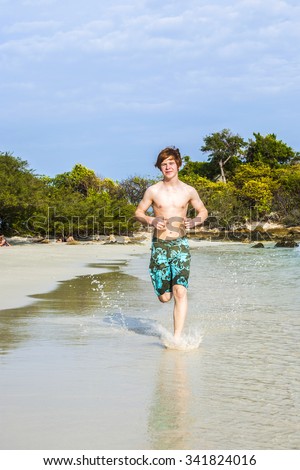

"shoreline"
[0,242,152,311]
[1,234,298,312]
[0,237,213,312]
[0,237,230,312]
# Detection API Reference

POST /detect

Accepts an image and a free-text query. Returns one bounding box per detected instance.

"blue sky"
[1,0,300,181]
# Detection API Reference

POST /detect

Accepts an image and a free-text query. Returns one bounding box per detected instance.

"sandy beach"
[0,241,151,311]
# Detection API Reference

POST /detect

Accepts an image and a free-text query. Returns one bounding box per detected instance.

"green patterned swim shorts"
[149,236,191,296]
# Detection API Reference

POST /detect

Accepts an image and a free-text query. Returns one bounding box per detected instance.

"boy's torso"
[151,181,191,240]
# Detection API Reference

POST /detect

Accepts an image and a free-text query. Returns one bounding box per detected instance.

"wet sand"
[0,241,151,311]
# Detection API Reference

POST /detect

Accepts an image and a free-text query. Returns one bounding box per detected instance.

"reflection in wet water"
[148,352,192,450]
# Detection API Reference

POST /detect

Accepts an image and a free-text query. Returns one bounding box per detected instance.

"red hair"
[155,147,182,170]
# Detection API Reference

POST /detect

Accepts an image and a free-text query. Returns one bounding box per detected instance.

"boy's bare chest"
[153,189,189,210]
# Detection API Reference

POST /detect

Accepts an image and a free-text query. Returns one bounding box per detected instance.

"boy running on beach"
[135,147,208,339]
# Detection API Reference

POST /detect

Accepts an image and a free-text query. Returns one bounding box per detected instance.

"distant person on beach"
[0,235,10,247]
[135,147,208,340]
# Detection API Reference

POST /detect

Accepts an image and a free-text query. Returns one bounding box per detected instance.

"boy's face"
[160,157,178,177]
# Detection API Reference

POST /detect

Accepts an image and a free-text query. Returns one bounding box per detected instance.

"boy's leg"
[172,285,188,339]
[149,240,172,299]
[158,292,172,303]
[150,238,190,337]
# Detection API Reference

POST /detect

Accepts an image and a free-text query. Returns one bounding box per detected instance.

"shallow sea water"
[0,243,300,449]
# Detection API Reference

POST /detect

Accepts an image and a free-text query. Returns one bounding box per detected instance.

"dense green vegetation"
[0,156,140,238]
[180,130,300,228]
[1,130,300,238]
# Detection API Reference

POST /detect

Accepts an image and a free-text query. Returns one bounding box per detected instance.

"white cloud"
[2,0,299,106]
[1,0,300,178]
[3,20,61,34]
[1,0,299,66]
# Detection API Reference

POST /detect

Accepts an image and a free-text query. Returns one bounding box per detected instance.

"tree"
[51,164,101,196]
[201,129,246,183]
[119,176,157,205]
[238,179,276,216]
[232,163,272,188]
[179,156,217,180]
[272,164,300,224]
[0,152,47,234]
[245,133,298,167]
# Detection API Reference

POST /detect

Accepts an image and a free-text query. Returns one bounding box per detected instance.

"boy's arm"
[135,187,155,226]
[185,188,208,229]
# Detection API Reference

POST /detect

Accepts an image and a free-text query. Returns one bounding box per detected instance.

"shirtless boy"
[135,147,208,339]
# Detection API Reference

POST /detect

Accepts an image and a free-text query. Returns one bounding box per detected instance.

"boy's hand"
[184,218,196,229]
[151,217,166,230]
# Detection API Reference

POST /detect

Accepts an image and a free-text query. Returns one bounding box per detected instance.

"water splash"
[104,312,160,337]
[156,324,203,351]
[104,313,203,351]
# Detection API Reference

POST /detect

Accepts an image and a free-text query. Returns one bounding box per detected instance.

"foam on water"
[156,324,203,351]
[104,312,203,351]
